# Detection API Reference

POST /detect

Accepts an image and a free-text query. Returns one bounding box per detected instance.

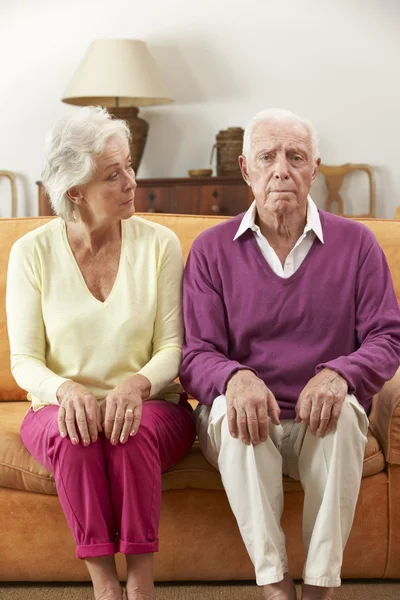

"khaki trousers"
[195,394,368,587]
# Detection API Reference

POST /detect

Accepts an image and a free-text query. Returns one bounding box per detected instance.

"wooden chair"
[0,170,17,217]
[395,206,400,219]
[319,163,375,218]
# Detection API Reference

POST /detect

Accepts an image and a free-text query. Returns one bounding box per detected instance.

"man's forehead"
[252,119,310,148]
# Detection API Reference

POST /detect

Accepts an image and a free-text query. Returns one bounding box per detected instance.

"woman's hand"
[56,380,102,446]
[101,374,151,445]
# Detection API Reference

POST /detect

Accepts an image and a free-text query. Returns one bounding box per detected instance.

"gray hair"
[242,108,320,164]
[41,106,131,221]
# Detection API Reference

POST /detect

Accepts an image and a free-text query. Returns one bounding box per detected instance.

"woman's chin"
[121,202,136,218]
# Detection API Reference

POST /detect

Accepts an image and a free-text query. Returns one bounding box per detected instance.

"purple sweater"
[180,210,400,419]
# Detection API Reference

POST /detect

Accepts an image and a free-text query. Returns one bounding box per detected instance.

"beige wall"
[0,0,399,217]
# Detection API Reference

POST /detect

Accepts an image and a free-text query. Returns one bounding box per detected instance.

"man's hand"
[295,368,348,437]
[101,374,151,445]
[57,380,101,446]
[225,370,280,445]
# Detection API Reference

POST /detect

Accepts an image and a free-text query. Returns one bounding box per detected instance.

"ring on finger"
[125,408,133,416]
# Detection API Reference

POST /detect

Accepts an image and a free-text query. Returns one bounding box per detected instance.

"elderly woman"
[6,107,196,600]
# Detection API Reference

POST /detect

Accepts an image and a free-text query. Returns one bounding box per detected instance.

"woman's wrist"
[56,380,75,404]
[126,374,151,400]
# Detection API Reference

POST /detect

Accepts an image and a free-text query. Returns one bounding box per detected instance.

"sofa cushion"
[0,401,386,495]
[0,215,400,402]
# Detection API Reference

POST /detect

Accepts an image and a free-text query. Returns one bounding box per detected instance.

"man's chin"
[265,196,298,215]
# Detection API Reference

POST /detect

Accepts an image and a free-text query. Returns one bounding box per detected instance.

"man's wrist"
[227,369,257,390]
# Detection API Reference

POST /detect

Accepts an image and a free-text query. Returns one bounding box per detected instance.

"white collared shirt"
[233,196,324,278]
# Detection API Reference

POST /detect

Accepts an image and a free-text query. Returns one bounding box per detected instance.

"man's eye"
[292,155,302,162]
[262,154,272,161]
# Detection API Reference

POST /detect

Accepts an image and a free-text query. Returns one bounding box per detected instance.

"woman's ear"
[67,186,85,206]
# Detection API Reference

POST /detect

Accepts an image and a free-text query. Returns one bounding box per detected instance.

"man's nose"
[274,157,290,179]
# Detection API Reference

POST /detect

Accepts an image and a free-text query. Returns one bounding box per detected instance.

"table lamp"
[62,39,173,172]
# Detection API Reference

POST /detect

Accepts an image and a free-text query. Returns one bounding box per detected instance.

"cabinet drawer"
[134,187,176,213]
[199,183,251,216]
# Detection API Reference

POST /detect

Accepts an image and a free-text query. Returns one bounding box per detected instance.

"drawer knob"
[148,191,156,212]
[211,204,221,214]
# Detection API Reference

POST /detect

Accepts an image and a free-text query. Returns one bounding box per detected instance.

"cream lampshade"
[62,39,173,172]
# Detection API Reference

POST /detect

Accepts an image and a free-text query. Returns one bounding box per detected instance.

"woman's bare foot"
[125,586,155,600]
[85,556,122,600]
[301,584,334,600]
[262,572,297,599]
[93,585,123,600]
[126,554,155,600]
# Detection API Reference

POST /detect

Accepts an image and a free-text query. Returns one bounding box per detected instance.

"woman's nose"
[124,171,137,190]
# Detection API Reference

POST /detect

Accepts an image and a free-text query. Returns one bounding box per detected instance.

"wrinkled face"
[240,119,319,219]
[76,134,136,222]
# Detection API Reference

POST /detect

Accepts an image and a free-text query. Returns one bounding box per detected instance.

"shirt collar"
[233,195,324,244]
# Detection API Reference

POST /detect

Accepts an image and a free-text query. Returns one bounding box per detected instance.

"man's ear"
[66,186,85,206]
[311,158,321,185]
[239,155,251,186]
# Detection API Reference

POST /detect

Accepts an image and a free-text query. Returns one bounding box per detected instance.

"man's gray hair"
[242,108,320,164]
[41,106,131,221]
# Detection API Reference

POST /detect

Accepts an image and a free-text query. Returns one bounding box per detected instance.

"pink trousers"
[21,399,196,559]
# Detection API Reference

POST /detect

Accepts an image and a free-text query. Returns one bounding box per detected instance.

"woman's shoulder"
[125,215,180,247]
[11,218,62,256]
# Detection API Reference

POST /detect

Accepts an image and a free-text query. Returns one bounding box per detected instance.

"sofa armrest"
[369,368,400,464]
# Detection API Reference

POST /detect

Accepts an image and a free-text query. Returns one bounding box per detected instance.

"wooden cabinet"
[37,177,252,217]
[134,178,252,216]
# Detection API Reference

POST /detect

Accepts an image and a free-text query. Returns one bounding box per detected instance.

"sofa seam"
[0,461,54,481]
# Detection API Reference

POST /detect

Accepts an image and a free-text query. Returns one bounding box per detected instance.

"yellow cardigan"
[6,216,183,410]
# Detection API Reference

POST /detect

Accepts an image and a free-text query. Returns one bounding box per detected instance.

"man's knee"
[337,394,369,438]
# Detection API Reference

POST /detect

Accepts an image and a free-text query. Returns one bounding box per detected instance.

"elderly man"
[180,109,400,600]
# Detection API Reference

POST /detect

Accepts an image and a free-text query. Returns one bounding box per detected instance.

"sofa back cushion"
[1,215,399,400]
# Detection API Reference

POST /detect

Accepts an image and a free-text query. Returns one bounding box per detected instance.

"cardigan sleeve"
[137,230,184,397]
[6,239,69,405]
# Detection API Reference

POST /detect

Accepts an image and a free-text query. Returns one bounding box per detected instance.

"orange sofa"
[1,213,400,582]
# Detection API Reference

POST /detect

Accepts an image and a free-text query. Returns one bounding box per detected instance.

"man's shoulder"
[192,213,245,253]
[320,210,377,245]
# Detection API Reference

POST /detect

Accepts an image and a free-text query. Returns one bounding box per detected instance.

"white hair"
[41,106,131,221]
[242,108,320,164]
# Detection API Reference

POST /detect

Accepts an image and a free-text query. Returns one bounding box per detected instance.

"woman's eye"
[107,172,118,181]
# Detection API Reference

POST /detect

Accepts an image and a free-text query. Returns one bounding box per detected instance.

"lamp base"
[110,106,149,173]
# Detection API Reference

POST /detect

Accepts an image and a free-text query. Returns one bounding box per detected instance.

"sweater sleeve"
[180,244,257,405]
[316,236,400,400]
[137,231,184,398]
[6,239,70,405]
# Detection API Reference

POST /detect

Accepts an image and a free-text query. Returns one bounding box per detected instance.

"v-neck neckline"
[245,229,321,285]
[60,219,126,306]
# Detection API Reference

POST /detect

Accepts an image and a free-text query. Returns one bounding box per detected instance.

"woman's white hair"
[41,106,131,221]
[242,108,320,164]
